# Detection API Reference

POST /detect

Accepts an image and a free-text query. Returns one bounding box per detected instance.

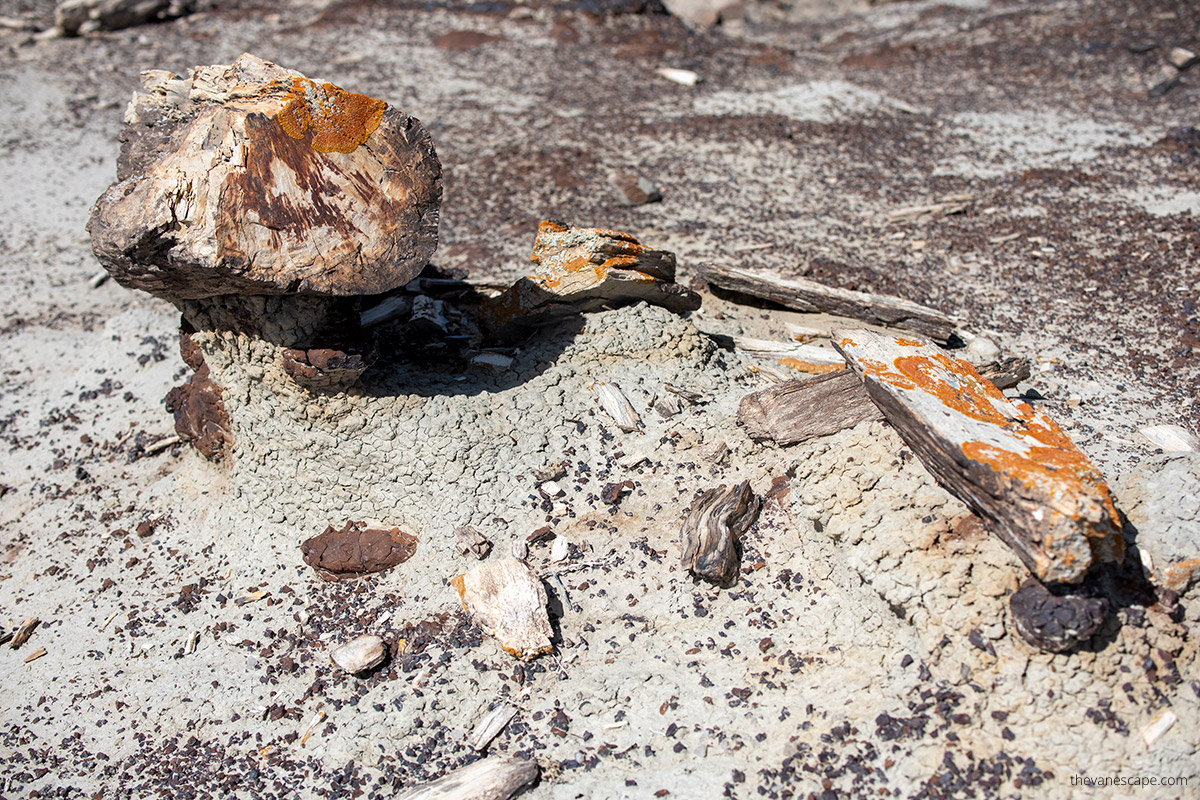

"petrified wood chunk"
[281,347,373,390]
[455,526,492,560]
[329,634,387,674]
[834,329,1124,585]
[698,263,956,344]
[681,481,762,587]
[480,221,701,336]
[88,53,441,301]
[739,370,883,446]
[164,326,232,461]
[301,521,419,582]
[394,755,539,800]
[450,557,553,660]
[1009,580,1108,652]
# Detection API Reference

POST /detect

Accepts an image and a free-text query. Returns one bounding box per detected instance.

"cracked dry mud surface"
[0,0,1197,798]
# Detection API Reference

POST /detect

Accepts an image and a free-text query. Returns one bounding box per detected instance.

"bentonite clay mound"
[88,53,442,300]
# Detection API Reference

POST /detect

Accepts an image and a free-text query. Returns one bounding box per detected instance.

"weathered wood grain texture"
[451,558,553,660]
[833,329,1124,585]
[681,481,761,587]
[698,263,956,343]
[976,356,1032,390]
[480,221,701,336]
[739,370,883,446]
[88,54,441,301]
[394,756,539,800]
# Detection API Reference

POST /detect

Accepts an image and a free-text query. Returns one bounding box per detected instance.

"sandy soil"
[0,0,1197,798]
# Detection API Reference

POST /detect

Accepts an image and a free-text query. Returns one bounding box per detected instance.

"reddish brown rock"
[301,521,419,582]
[88,54,441,302]
[164,326,232,461]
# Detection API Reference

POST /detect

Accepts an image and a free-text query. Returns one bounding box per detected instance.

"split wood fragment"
[469,704,518,752]
[681,481,761,587]
[23,646,47,664]
[833,328,1124,585]
[739,370,883,446]
[394,755,539,800]
[698,263,956,343]
[10,617,39,649]
[592,382,641,432]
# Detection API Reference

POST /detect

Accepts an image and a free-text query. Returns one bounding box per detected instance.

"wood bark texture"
[680,481,761,587]
[833,328,1124,585]
[739,370,883,446]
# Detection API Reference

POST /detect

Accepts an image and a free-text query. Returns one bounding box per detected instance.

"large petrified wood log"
[88,53,441,301]
[833,329,1124,585]
[739,370,883,446]
[301,521,419,582]
[681,481,762,587]
[480,221,701,337]
[450,558,554,660]
[394,756,539,800]
[698,263,956,344]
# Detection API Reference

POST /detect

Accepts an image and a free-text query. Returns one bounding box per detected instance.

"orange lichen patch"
[1162,558,1200,593]
[896,338,925,347]
[449,573,468,610]
[276,76,385,153]
[776,358,845,375]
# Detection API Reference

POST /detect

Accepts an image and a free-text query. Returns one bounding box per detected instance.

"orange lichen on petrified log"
[834,330,1123,585]
[276,77,386,153]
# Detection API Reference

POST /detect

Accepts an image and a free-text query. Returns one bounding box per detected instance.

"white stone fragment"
[1141,710,1177,747]
[329,634,387,674]
[656,67,700,86]
[540,481,565,498]
[1139,425,1199,452]
[550,535,570,563]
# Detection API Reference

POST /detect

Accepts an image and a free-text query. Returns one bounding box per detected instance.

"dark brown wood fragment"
[681,481,761,587]
[394,755,538,800]
[697,263,956,343]
[976,356,1032,390]
[301,521,419,582]
[738,370,883,446]
[164,327,231,461]
[1009,580,1108,652]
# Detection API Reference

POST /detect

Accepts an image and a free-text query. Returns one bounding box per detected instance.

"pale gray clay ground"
[0,0,1198,798]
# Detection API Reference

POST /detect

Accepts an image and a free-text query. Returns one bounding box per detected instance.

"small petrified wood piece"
[976,356,1032,390]
[1009,580,1108,652]
[739,370,883,446]
[329,634,388,674]
[834,329,1123,585]
[455,526,492,560]
[281,347,373,390]
[88,53,441,301]
[698,263,956,344]
[681,481,762,587]
[301,521,419,582]
[164,326,232,461]
[394,755,539,800]
[481,221,701,336]
[450,557,553,660]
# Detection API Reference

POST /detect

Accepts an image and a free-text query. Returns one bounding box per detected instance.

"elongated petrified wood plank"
[739,370,883,446]
[698,263,956,344]
[833,329,1123,585]
[394,756,538,800]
